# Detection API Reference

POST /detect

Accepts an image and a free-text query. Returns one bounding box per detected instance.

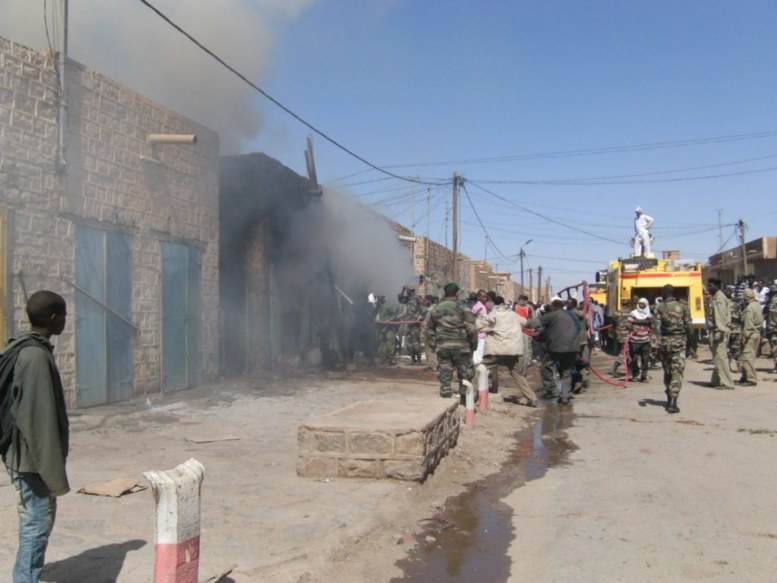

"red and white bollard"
[143,459,205,583]
[475,362,489,414]
[462,380,476,429]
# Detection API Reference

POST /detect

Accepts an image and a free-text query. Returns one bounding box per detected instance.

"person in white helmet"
[633,207,654,256]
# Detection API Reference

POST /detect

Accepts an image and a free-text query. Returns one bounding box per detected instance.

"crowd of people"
[349,276,777,416]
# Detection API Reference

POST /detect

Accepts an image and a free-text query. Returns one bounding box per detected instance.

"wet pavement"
[394,403,577,582]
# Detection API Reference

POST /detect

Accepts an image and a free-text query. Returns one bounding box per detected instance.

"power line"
[329,130,777,172]
[136,0,444,187]
[466,180,625,245]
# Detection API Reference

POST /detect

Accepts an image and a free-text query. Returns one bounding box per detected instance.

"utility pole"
[546,277,551,302]
[528,268,534,302]
[737,217,748,277]
[717,209,723,250]
[518,239,532,296]
[426,186,431,282]
[451,172,460,282]
[537,265,543,303]
[57,0,69,169]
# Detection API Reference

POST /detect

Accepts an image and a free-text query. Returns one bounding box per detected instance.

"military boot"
[666,396,680,414]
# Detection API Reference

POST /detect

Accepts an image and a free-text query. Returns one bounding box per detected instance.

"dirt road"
[505,350,777,583]
[2,349,775,582]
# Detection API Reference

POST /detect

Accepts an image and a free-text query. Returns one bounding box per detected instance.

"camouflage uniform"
[708,289,734,389]
[740,291,764,384]
[767,290,777,372]
[728,297,744,373]
[427,297,477,397]
[375,303,398,365]
[401,293,425,363]
[652,297,692,399]
[609,305,633,375]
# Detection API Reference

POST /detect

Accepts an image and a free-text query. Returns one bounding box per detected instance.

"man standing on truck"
[707,279,735,390]
[633,207,655,257]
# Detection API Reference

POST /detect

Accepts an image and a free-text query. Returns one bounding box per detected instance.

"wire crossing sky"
[3,1,777,290]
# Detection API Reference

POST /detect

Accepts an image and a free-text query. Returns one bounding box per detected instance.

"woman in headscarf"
[627,297,653,382]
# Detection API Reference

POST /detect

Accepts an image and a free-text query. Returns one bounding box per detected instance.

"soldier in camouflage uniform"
[738,288,763,385]
[652,284,693,413]
[399,285,425,364]
[426,282,477,399]
[726,286,744,374]
[608,297,634,376]
[374,296,398,366]
[766,285,777,374]
[707,279,734,390]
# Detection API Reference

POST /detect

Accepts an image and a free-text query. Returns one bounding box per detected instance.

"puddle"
[393,404,577,582]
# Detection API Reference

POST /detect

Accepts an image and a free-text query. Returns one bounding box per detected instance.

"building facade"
[1,36,220,407]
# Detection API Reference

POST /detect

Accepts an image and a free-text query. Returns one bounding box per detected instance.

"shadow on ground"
[41,539,146,583]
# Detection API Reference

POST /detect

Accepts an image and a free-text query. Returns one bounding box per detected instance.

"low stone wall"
[297,398,460,482]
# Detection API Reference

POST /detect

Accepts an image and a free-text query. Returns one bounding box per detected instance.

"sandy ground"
[0,362,534,582]
[506,348,777,583]
[2,347,776,582]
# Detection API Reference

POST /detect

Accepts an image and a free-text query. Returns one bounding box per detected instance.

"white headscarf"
[630,297,651,319]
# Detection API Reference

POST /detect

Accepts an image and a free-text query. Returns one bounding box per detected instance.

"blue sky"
[4,1,777,291]
[249,0,777,290]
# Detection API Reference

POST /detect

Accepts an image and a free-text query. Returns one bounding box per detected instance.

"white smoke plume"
[1,0,315,153]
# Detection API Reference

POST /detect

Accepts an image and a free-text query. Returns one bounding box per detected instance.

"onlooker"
[526,299,579,405]
[478,296,537,407]
[627,298,653,382]
[3,290,70,583]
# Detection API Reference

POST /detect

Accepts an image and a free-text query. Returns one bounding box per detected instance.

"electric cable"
[136,0,444,187]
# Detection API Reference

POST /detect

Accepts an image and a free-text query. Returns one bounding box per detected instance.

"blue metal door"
[162,242,202,390]
[76,226,134,407]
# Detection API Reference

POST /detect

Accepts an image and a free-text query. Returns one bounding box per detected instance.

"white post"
[144,459,205,583]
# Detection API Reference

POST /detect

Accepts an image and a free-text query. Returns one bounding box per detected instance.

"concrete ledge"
[297,396,460,482]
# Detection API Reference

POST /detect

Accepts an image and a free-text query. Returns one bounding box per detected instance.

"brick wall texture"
[0,36,220,406]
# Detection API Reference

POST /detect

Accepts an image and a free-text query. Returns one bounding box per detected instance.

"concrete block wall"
[0,36,220,405]
[297,400,460,482]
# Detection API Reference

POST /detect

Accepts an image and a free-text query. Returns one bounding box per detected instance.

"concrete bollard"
[462,380,475,429]
[475,363,489,414]
[143,459,205,583]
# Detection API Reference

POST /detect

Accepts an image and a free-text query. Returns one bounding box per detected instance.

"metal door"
[162,242,201,390]
[75,226,134,407]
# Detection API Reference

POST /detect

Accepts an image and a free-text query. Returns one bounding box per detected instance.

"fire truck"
[603,257,706,327]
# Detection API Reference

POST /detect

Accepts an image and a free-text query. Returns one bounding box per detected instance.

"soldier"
[652,284,693,413]
[374,296,398,366]
[609,297,633,377]
[738,288,763,386]
[421,294,439,372]
[766,284,777,374]
[399,285,425,364]
[707,279,734,390]
[426,282,477,400]
[726,285,744,374]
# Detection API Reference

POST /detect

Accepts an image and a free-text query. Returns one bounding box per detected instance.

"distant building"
[707,236,777,284]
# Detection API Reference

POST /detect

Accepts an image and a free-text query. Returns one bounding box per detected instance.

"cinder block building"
[0,36,220,407]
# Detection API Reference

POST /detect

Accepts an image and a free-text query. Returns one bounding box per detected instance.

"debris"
[202,563,238,583]
[417,517,454,532]
[393,534,404,545]
[185,436,240,444]
[78,477,147,497]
